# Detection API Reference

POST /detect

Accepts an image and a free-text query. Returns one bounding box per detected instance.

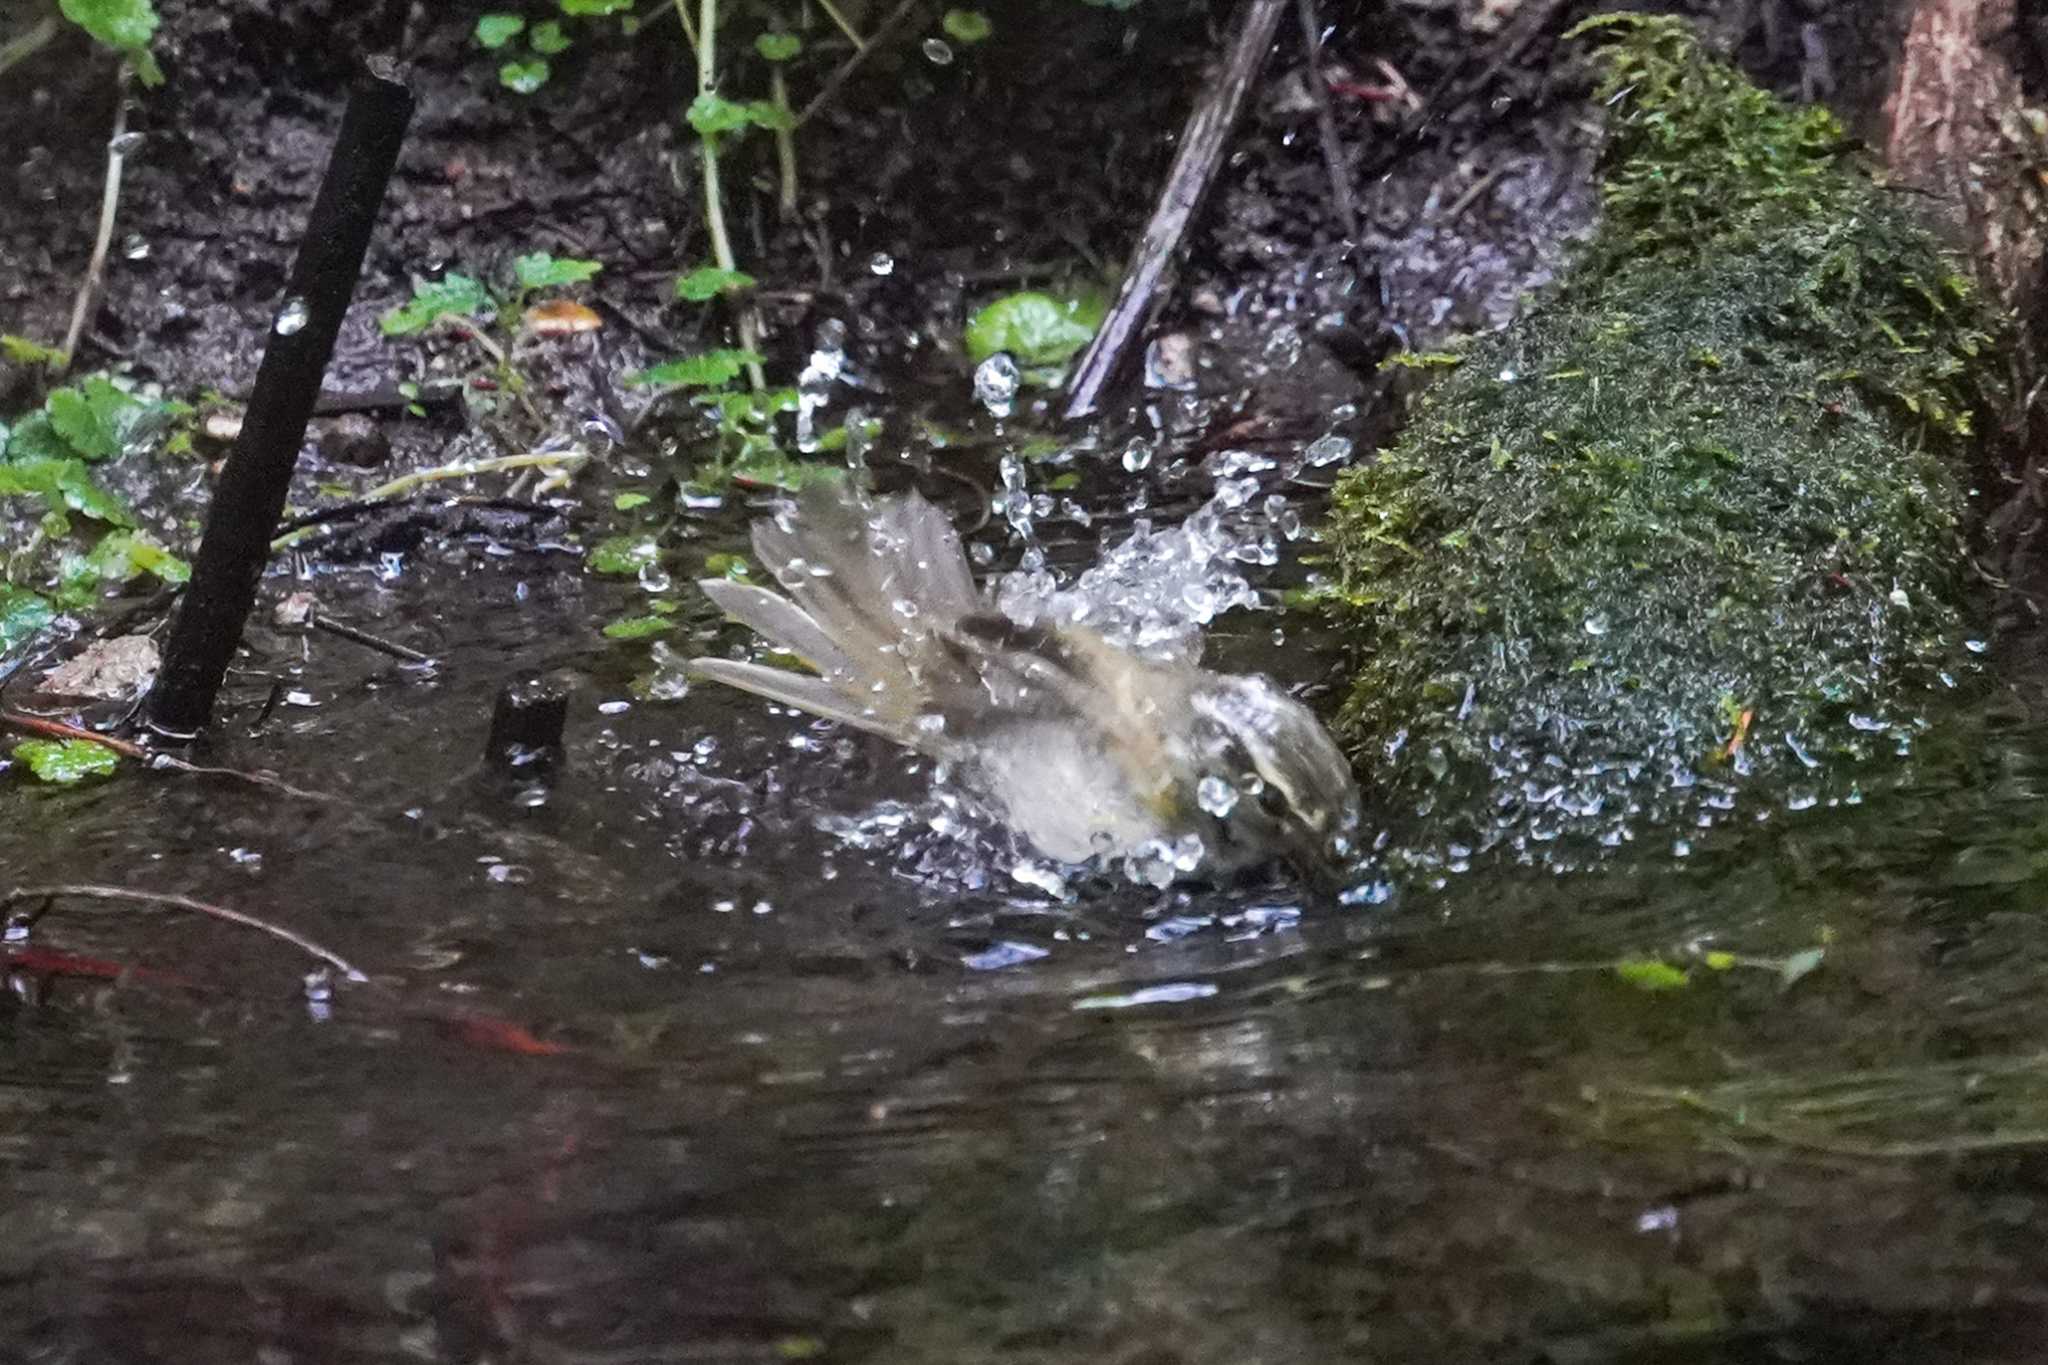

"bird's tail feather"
[688,482,980,747]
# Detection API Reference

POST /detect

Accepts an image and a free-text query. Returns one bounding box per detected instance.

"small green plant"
[0,0,163,86]
[473,0,635,93]
[379,251,603,442]
[0,374,192,664]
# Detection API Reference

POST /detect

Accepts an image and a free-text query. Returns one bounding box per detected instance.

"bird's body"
[689,481,1362,885]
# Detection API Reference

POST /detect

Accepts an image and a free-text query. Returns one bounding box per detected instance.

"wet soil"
[8,1,2048,1362]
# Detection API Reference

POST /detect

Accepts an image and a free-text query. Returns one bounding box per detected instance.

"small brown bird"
[689,481,1363,887]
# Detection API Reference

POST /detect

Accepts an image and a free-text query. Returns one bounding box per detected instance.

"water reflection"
[5,552,2048,1362]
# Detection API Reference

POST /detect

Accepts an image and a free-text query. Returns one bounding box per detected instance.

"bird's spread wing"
[689,482,987,749]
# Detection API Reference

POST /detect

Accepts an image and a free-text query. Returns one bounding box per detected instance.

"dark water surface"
[6,549,2048,1364]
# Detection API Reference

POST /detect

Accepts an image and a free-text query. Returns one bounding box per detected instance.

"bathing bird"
[689,480,1363,887]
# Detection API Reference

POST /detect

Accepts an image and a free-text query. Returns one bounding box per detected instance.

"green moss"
[1317,15,2000,866]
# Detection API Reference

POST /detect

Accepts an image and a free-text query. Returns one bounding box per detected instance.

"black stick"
[1061,0,1288,422]
[146,66,413,737]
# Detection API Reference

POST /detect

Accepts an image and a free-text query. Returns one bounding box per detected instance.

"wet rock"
[41,635,161,700]
[1315,18,1998,868]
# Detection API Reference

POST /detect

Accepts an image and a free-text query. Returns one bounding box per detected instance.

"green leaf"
[603,615,673,640]
[529,19,572,53]
[380,273,495,335]
[687,92,754,136]
[1702,950,1737,971]
[500,58,551,93]
[0,587,55,659]
[941,9,991,42]
[475,12,525,47]
[61,0,157,49]
[964,290,1107,366]
[726,448,842,492]
[58,0,161,80]
[675,266,756,301]
[560,0,633,12]
[15,738,120,784]
[1613,958,1690,992]
[82,530,188,585]
[588,534,660,575]
[5,412,71,464]
[514,253,603,290]
[0,458,135,526]
[1,334,67,367]
[625,349,762,389]
[745,100,795,131]
[614,492,651,510]
[755,32,801,61]
[46,378,142,461]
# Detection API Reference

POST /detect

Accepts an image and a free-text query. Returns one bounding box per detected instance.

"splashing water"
[994,472,1293,664]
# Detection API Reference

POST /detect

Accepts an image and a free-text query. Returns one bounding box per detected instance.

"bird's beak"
[1283,826,1356,899]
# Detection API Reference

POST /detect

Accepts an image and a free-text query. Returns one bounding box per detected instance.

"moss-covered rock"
[1317,15,2000,868]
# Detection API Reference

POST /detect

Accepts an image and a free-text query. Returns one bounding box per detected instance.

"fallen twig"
[1062,0,1290,420]
[269,453,586,553]
[4,883,369,983]
[310,612,433,664]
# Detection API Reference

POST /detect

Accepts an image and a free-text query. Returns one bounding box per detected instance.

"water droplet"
[1304,434,1352,467]
[580,410,623,453]
[1196,775,1238,816]
[108,130,145,156]
[121,233,150,260]
[273,297,311,335]
[973,353,1020,416]
[1120,440,1153,473]
[922,37,954,64]
[1497,367,1519,383]
[1582,611,1609,637]
[868,251,895,276]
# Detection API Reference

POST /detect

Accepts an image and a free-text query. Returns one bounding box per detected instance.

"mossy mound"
[1318,15,2000,867]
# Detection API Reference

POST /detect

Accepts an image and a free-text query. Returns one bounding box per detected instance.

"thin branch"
[0,14,59,81]
[1062,0,1290,419]
[811,0,867,50]
[1294,0,1360,242]
[771,64,799,214]
[796,0,922,127]
[3,883,370,982]
[269,451,588,550]
[59,63,134,375]
[687,0,767,390]
[310,612,433,664]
